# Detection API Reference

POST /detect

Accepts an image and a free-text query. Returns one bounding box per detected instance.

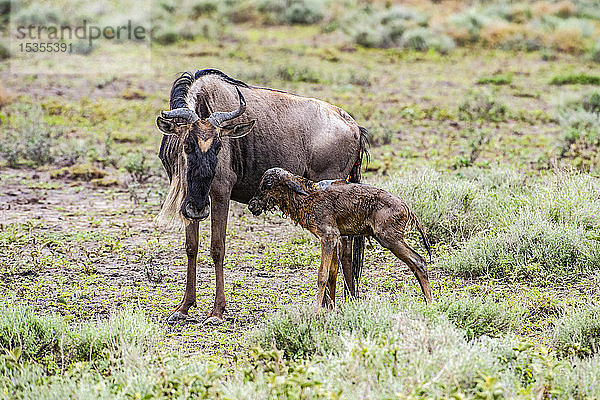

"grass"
[380,168,600,280]
[2,2,600,398]
[558,92,600,171]
[458,90,508,122]
[0,299,157,372]
[550,73,600,85]
[0,104,55,167]
[6,300,600,399]
[554,304,600,358]
[477,72,513,85]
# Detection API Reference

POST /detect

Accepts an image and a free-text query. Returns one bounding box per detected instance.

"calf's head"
[157,87,255,221]
[249,168,308,216]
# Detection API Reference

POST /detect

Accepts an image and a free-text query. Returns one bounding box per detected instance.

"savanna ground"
[1,0,600,398]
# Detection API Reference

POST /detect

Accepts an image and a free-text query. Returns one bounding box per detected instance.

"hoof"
[166,311,189,324]
[203,316,225,326]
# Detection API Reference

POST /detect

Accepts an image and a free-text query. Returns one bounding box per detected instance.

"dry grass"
[480,21,525,47]
[0,80,12,108]
[550,27,585,53]
[532,0,576,18]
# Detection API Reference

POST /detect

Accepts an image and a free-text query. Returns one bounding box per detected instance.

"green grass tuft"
[554,304,600,358]
[550,73,600,85]
[477,73,513,85]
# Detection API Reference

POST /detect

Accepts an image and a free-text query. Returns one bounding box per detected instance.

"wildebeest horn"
[207,87,246,128]
[161,108,199,123]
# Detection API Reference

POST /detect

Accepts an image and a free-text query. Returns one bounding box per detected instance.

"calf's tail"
[407,207,432,263]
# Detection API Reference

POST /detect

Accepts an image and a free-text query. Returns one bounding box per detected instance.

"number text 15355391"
[18,43,73,53]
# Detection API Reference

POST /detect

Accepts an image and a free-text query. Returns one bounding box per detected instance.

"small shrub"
[49,164,107,181]
[558,108,600,170]
[0,81,12,108]
[452,129,491,169]
[277,65,321,83]
[0,303,65,366]
[434,296,525,340]
[401,27,456,54]
[284,0,323,24]
[251,300,401,359]
[0,41,9,60]
[446,11,489,44]
[440,211,600,280]
[153,26,182,45]
[477,73,513,85]
[588,40,600,63]
[125,151,152,183]
[479,20,523,47]
[550,73,600,85]
[257,0,323,25]
[379,167,527,244]
[13,4,64,24]
[552,0,577,18]
[70,308,157,363]
[0,301,157,369]
[458,91,508,122]
[554,304,600,357]
[549,27,584,53]
[0,0,9,18]
[191,0,219,17]
[343,6,445,51]
[0,103,55,167]
[582,92,600,114]
[222,0,261,24]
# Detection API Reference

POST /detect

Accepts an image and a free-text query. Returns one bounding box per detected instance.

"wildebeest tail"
[349,126,370,294]
[407,207,432,262]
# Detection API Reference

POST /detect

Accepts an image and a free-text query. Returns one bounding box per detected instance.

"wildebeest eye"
[184,142,194,154]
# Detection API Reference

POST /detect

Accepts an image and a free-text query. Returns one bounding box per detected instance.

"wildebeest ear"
[287,180,308,196]
[219,120,256,139]
[156,116,178,135]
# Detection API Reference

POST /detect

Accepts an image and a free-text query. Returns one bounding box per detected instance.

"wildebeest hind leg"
[376,232,433,304]
[167,221,199,323]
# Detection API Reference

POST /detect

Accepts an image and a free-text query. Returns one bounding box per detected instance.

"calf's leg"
[375,230,433,304]
[316,235,338,312]
[323,245,339,309]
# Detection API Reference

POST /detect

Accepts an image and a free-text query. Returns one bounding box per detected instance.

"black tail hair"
[411,210,432,263]
[348,126,370,295]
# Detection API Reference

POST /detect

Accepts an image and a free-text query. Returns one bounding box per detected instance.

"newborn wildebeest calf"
[248,168,433,310]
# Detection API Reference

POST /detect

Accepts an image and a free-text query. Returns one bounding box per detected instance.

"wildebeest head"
[248,168,309,216]
[157,87,255,221]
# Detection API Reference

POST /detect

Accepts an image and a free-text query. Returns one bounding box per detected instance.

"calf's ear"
[156,116,178,135]
[287,180,308,196]
[219,120,256,139]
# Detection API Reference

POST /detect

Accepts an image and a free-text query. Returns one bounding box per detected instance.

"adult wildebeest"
[248,168,433,310]
[156,69,368,323]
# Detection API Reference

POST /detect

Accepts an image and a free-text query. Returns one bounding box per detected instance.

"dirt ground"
[0,166,428,359]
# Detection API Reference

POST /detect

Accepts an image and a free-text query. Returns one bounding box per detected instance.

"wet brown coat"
[249,168,433,309]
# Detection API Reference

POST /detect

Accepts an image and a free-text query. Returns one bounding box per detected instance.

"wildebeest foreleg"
[205,186,232,324]
[167,221,199,323]
[316,235,338,311]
